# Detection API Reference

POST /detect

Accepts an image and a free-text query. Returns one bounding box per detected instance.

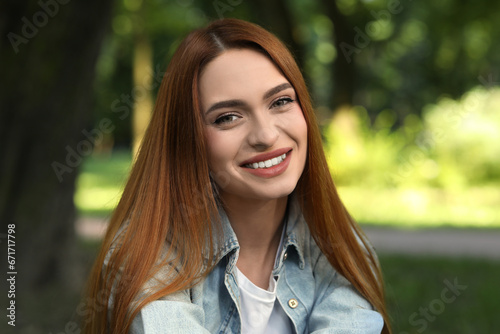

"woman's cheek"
[206,129,235,165]
[278,108,305,132]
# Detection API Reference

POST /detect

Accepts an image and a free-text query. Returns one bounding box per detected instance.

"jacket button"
[288,298,298,309]
[283,252,288,260]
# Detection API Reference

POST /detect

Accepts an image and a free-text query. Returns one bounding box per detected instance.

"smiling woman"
[83,19,391,334]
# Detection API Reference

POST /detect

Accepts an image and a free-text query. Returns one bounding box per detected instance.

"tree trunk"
[322,0,357,112]
[249,0,305,69]
[0,0,113,331]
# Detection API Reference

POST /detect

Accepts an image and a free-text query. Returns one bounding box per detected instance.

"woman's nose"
[247,112,279,149]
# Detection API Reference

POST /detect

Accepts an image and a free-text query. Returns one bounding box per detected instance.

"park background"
[1,0,499,333]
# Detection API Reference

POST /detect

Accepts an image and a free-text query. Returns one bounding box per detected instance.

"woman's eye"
[272,97,294,108]
[214,114,239,125]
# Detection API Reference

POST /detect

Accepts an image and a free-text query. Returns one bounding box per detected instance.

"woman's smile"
[239,148,292,178]
[243,153,286,169]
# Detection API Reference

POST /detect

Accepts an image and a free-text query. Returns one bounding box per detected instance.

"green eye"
[214,114,238,125]
[272,98,294,108]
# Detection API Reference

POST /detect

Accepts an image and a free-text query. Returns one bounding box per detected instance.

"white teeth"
[245,153,288,169]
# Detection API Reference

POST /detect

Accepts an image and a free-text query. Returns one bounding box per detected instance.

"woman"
[84,18,391,333]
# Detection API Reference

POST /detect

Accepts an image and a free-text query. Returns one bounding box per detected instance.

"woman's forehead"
[199,49,289,105]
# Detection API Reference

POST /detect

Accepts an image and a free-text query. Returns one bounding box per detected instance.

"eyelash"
[213,97,296,125]
[214,114,239,125]
[271,97,295,108]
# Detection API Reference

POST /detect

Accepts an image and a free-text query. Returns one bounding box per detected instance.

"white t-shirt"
[235,226,293,333]
[235,268,292,333]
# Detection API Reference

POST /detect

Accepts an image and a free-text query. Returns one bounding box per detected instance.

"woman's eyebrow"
[263,82,293,100]
[205,99,246,115]
[205,82,293,115]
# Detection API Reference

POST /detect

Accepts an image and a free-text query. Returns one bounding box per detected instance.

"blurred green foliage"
[325,87,500,190]
[423,87,500,188]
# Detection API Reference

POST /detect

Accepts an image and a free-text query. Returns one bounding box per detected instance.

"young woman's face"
[200,48,308,202]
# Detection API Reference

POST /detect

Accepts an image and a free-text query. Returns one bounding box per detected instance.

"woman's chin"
[220,183,297,203]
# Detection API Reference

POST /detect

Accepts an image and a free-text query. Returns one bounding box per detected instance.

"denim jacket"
[114,197,383,333]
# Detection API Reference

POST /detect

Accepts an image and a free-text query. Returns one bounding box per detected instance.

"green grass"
[75,150,132,216]
[75,150,500,228]
[339,186,500,228]
[381,255,500,333]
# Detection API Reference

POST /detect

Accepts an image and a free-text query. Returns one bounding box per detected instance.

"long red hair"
[83,18,391,333]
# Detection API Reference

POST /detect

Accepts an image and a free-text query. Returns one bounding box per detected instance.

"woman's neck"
[221,193,288,289]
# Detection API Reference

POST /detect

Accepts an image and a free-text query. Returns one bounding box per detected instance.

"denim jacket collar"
[211,194,306,271]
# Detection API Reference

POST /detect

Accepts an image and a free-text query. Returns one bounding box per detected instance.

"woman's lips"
[239,147,292,166]
[243,152,287,169]
[240,149,292,178]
